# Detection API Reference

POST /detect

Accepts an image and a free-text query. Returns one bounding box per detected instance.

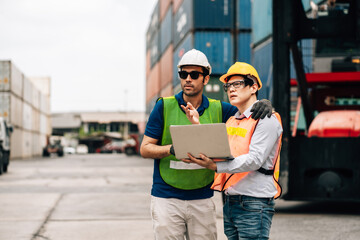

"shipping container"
[32,108,40,133]
[237,32,251,63]
[146,50,151,78]
[23,77,33,105]
[147,1,160,46]
[0,92,23,128]
[39,93,50,115]
[40,113,49,135]
[10,127,23,159]
[160,6,173,54]
[160,44,174,89]
[173,33,193,87]
[0,61,24,97]
[173,0,235,47]
[160,82,173,98]
[146,94,160,115]
[204,75,228,102]
[173,0,184,13]
[22,101,33,131]
[236,0,251,29]
[252,0,272,46]
[253,39,273,101]
[32,87,40,110]
[160,0,172,21]
[22,130,32,158]
[173,83,182,95]
[173,31,234,86]
[28,77,51,96]
[253,38,314,101]
[32,132,42,156]
[146,63,161,103]
[150,29,160,68]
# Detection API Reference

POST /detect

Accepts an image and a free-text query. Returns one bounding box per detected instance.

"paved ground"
[0,154,359,240]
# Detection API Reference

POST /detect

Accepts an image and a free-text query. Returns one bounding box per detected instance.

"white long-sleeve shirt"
[216,103,283,198]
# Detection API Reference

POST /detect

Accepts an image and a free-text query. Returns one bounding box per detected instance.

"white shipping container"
[32,132,41,156]
[40,133,47,149]
[39,113,51,135]
[10,127,23,159]
[29,76,51,96]
[22,130,32,158]
[0,92,23,128]
[23,77,33,105]
[0,61,24,97]
[32,108,40,133]
[32,87,40,110]
[39,93,50,115]
[22,102,32,131]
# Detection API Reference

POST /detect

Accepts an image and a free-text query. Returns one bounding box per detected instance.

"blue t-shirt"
[145,91,237,200]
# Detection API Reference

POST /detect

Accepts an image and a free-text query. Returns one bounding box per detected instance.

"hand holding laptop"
[182,153,218,171]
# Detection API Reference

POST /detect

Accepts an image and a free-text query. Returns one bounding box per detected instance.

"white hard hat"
[177,49,212,75]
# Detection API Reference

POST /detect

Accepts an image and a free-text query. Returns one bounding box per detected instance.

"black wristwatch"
[170,145,175,156]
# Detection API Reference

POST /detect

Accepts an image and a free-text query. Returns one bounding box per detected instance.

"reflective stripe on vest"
[211,112,283,199]
[159,96,222,190]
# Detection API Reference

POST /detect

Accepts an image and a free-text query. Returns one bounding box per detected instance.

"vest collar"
[234,100,259,119]
[175,91,209,115]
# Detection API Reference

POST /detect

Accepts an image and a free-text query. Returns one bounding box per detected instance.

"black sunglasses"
[178,71,205,80]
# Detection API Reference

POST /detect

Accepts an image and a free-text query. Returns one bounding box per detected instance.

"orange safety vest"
[211,112,283,199]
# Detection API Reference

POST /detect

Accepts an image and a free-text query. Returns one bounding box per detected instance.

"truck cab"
[0,117,13,174]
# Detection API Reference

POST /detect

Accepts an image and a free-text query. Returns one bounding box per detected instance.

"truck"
[272,0,360,201]
[0,117,13,175]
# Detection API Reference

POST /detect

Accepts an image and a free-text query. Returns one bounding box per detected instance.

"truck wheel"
[125,147,135,155]
[2,152,9,173]
[0,150,3,175]
[43,149,50,157]
[58,151,64,157]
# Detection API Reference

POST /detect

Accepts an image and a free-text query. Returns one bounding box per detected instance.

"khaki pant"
[151,196,217,240]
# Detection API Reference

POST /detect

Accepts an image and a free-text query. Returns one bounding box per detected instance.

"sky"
[0,0,157,113]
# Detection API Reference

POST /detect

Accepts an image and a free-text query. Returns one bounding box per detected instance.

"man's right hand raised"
[181,102,200,124]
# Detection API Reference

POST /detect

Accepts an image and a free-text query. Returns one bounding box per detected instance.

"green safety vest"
[159,96,222,190]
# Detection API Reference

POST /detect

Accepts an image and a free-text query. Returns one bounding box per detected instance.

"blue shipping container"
[173,0,235,48]
[253,40,273,101]
[252,0,272,45]
[193,0,234,29]
[173,33,193,87]
[173,0,193,48]
[146,2,160,50]
[237,0,251,29]
[253,39,313,101]
[237,32,251,63]
[160,6,173,54]
[173,31,234,87]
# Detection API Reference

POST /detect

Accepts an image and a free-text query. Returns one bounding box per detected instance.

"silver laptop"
[169,123,233,160]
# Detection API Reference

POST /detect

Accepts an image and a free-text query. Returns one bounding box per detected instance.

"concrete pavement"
[0,154,226,240]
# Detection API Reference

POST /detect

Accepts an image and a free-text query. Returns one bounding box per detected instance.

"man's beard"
[182,84,202,97]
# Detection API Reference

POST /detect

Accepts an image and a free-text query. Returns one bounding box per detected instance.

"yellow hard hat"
[219,62,262,89]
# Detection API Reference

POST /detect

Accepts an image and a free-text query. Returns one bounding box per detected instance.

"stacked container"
[0,61,51,159]
[146,0,252,114]
[251,0,317,127]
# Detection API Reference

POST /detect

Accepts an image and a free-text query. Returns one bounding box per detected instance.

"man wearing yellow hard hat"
[182,62,283,240]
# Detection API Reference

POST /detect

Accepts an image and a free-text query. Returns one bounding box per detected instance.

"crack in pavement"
[31,193,65,240]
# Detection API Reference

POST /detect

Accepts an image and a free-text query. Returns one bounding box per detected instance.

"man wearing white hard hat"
[140,49,273,239]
